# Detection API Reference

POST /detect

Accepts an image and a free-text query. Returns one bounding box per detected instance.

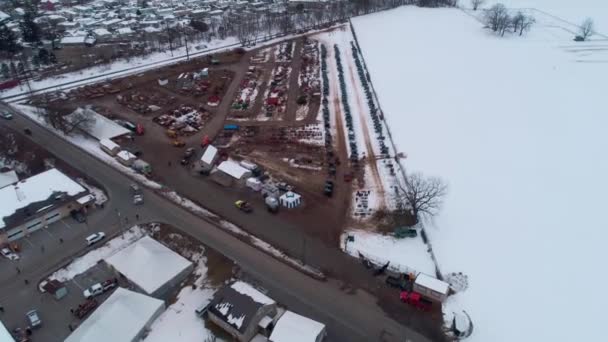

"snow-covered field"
[353,6,608,342]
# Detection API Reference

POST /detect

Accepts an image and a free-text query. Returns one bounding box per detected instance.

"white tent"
[64,288,165,342]
[279,191,301,209]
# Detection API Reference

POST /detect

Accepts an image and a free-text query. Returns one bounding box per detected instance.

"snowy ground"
[314,27,404,217]
[341,229,435,276]
[49,226,144,282]
[497,0,608,35]
[145,249,219,342]
[353,6,608,342]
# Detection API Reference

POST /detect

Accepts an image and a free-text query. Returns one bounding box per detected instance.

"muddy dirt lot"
[34,37,354,245]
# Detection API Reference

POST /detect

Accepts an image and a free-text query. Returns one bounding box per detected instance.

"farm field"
[352,6,608,342]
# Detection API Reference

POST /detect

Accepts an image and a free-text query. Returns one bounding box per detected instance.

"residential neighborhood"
[0,0,606,341]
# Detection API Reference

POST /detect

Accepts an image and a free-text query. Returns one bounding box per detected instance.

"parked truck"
[132,159,152,176]
[400,291,432,311]
[265,196,279,213]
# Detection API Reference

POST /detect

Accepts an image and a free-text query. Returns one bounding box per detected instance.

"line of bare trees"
[483,4,535,37]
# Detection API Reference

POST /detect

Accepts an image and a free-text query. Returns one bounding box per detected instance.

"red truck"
[400,291,432,311]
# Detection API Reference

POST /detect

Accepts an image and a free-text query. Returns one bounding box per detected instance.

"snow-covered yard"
[341,229,436,276]
[352,5,608,342]
[144,249,218,342]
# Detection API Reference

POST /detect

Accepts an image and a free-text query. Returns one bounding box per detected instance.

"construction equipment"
[235,200,253,213]
[172,140,185,147]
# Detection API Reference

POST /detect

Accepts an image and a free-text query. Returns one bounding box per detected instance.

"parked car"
[70,210,86,223]
[85,232,105,246]
[83,283,104,299]
[0,111,13,120]
[0,247,19,260]
[324,180,334,197]
[26,310,41,327]
[74,299,98,319]
[133,194,144,205]
[102,278,118,291]
[235,200,253,213]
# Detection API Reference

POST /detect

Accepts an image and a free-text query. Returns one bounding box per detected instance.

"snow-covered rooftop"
[209,281,275,333]
[217,160,250,179]
[60,36,86,44]
[270,311,325,342]
[64,288,165,342]
[69,107,130,140]
[0,169,86,229]
[116,150,136,162]
[105,236,192,295]
[415,273,449,295]
[93,28,111,36]
[230,281,274,305]
[0,170,18,189]
[99,138,120,151]
[201,145,218,164]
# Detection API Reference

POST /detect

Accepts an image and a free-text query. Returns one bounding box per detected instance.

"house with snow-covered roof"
[208,281,277,342]
[0,168,90,244]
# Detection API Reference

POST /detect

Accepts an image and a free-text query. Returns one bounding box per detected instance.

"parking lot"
[0,203,136,341]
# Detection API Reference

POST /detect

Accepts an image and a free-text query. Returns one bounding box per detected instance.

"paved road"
[0,104,433,342]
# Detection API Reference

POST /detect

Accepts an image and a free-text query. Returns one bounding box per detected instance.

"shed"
[99,138,120,156]
[279,191,301,209]
[217,160,251,181]
[200,145,218,171]
[116,150,136,166]
[413,273,450,302]
[42,279,68,300]
[270,310,326,342]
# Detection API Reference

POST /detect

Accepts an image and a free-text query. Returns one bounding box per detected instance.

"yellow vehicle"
[235,200,252,213]
[172,140,185,147]
[166,129,177,138]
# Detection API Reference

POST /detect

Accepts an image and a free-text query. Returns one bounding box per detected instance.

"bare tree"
[484,3,511,36]
[471,0,485,11]
[579,18,594,41]
[44,107,96,135]
[518,13,535,36]
[397,173,447,224]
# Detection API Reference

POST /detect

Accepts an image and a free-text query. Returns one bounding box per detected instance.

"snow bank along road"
[0,103,432,342]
